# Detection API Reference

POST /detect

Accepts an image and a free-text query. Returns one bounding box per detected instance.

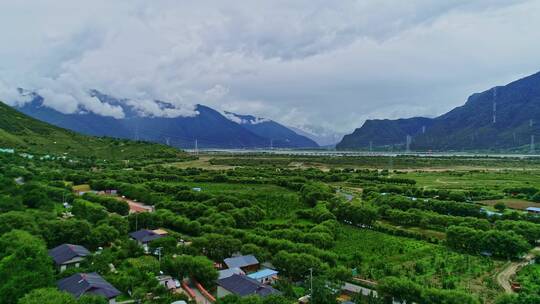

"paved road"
[496,247,539,293]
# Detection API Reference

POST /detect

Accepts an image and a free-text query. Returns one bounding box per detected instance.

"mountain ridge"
[12,90,317,149]
[337,71,540,151]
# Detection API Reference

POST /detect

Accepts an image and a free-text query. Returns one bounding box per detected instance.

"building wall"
[241,264,259,273]
[217,286,232,298]
[252,275,276,285]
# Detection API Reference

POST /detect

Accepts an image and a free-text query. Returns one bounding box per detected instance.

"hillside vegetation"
[0,101,185,160]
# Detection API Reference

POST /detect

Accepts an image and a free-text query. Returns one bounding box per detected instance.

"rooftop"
[247,269,278,280]
[129,229,164,243]
[48,244,90,265]
[57,272,121,299]
[218,267,245,280]
[526,207,540,212]
[224,255,259,269]
[217,274,280,297]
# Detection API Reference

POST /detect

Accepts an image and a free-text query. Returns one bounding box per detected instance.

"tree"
[42,219,92,247]
[0,211,38,235]
[148,236,178,256]
[77,296,108,304]
[21,187,53,210]
[87,224,120,250]
[272,251,323,281]
[71,199,108,223]
[0,230,55,304]
[97,214,129,235]
[17,288,76,304]
[162,255,218,287]
[378,277,422,304]
[494,202,507,212]
[310,277,339,304]
[192,233,242,261]
[0,195,24,213]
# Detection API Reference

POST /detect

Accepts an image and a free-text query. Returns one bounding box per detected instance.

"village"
[52,186,374,304]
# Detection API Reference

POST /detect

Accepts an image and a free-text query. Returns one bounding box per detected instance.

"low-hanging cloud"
[0,0,539,135]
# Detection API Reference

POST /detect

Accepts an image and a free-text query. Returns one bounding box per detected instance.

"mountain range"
[337,71,540,151]
[12,90,318,149]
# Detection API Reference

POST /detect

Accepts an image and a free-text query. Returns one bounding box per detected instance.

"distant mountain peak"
[8,89,317,149]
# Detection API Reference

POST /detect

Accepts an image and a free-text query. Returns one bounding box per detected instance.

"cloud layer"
[1,0,540,135]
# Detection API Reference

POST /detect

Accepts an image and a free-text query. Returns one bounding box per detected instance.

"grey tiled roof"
[129,229,163,243]
[217,274,280,297]
[57,272,121,299]
[48,244,90,265]
[224,255,259,269]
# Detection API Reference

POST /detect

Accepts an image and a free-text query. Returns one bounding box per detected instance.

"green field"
[333,224,503,300]
[2,150,540,304]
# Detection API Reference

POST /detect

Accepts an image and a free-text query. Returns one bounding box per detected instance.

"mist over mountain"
[13,90,317,149]
[223,112,318,148]
[337,71,540,151]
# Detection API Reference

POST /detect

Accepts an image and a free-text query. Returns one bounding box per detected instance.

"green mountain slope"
[337,71,540,151]
[0,101,184,159]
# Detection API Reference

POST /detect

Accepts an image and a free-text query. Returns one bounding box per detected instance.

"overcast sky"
[1,0,540,136]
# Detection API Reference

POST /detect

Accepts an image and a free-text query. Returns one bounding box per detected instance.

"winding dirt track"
[496,247,539,293]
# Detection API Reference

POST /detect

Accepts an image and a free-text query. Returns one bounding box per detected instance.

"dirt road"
[496,247,539,293]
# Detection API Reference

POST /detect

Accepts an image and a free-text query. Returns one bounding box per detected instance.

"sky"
[1,0,540,138]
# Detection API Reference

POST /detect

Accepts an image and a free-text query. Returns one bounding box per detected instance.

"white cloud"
[0,0,539,134]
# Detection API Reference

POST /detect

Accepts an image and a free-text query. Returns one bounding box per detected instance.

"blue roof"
[247,269,278,280]
[526,207,540,212]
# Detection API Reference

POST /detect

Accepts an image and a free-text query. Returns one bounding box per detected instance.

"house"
[49,244,91,272]
[218,267,245,280]
[156,275,178,291]
[192,187,202,192]
[216,274,280,298]
[105,189,118,195]
[224,255,259,273]
[129,229,166,252]
[526,207,540,214]
[57,272,121,304]
[247,269,278,284]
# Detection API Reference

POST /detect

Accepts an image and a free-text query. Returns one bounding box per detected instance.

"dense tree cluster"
[446,226,530,258]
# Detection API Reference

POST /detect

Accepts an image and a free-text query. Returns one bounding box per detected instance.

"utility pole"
[195,139,199,155]
[492,87,497,124]
[156,247,163,263]
[270,139,273,150]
